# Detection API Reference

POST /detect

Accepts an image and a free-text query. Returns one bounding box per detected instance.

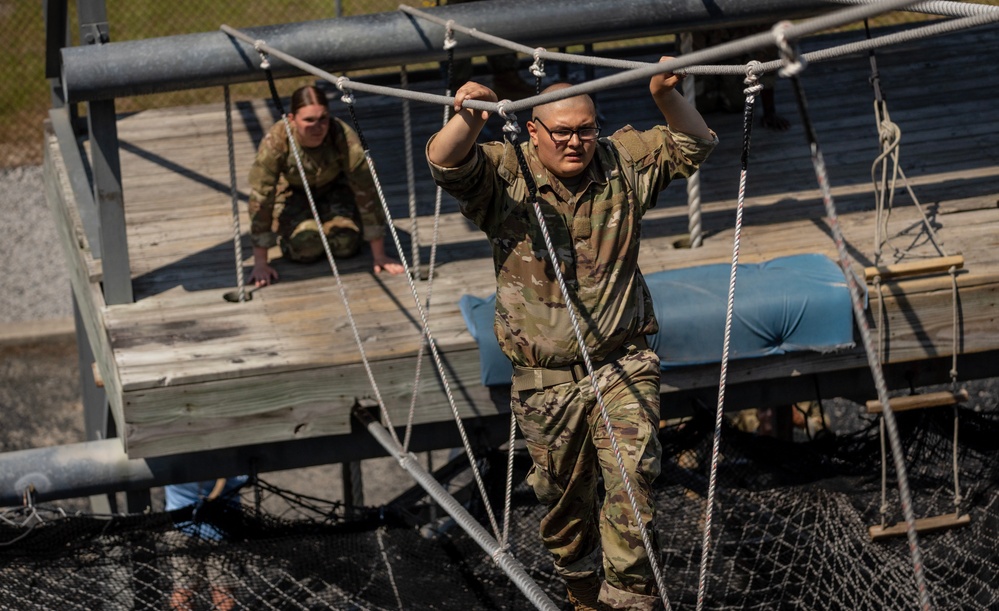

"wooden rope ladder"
[865,258,969,540]
[860,20,970,540]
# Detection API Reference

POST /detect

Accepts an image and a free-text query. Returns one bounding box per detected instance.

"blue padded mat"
[459,254,856,386]
[646,253,856,367]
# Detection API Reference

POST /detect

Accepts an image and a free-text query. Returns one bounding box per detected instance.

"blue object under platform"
[459,253,857,387]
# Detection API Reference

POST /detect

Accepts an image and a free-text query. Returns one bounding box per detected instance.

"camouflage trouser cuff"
[552,546,601,581]
[599,580,662,611]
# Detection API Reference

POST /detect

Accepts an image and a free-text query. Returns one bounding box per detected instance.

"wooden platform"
[44,25,999,458]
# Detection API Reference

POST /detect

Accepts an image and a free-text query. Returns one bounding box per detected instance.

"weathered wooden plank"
[44,128,126,446]
[868,513,971,541]
[123,345,504,458]
[865,389,969,414]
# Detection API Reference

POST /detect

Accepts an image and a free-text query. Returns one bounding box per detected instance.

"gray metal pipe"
[61,0,837,102]
[0,415,513,507]
[355,409,560,611]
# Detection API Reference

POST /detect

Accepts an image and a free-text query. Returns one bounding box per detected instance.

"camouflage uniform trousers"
[513,348,664,611]
[276,182,362,263]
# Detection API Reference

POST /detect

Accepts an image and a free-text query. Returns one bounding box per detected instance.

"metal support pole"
[74,294,117,514]
[354,409,560,611]
[61,0,834,102]
[0,414,515,507]
[342,461,364,511]
[85,99,131,306]
[77,0,132,306]
[76,2,139,512]
[44,0,69,107]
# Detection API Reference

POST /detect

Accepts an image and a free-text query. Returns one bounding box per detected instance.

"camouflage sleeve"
[247,125,288,249]
[338,119,385,242]
[609,124,718,214]
[426,134,506,232]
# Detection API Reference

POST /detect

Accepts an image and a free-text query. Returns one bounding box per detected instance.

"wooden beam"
[865,255,965,282]
[865,389,969,414]
[869,513,971,541]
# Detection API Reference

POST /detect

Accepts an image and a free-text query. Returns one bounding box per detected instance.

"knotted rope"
[695,64,762,611]
[223,84,247,303]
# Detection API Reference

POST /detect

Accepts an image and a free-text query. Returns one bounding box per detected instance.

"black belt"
[511,336,649,392]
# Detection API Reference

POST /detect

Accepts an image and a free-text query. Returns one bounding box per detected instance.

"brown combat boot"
[565,575,601,611]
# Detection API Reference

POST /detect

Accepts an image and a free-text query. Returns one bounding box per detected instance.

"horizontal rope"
[828,0,999,18]
[224,6,993,125]
[224,1,926,114]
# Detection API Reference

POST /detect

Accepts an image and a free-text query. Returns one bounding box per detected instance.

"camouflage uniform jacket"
[248,117,385,249]
[429,124,717,369]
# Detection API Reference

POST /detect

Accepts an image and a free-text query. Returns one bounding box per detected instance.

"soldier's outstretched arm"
[428,81,497,168]
[649,56,713,140]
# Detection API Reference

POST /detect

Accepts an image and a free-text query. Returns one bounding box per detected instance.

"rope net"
[3,398,999,610]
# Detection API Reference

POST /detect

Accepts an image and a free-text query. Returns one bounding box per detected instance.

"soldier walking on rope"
[248,85,404,287]
[426,60,716,610]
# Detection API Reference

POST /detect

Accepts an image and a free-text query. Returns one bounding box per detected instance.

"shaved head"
[531,83,596,123]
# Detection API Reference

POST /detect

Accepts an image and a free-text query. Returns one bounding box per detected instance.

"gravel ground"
[0,166,73,325]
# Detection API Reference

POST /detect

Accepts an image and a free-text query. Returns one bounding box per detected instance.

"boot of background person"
[565,575,601,611]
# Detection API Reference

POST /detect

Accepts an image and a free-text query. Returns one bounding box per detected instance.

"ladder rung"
[866,389,969,414]
[865,254,964,282]
[869,513,971,540]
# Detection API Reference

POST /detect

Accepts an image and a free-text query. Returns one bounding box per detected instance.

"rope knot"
[498,104,519,140]
[772,21,807,78]
[254,42,271,70]
[443,20,457,50]
[22,484,36,509]
[491,544,510,563]
[743,61,763,96]
[496,100,516,121]
[530,48,546,78]
[336,77,355,105]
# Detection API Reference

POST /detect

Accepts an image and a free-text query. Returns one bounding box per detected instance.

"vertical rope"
[403,27,458,452]
[337,80,505,542]
[223,85,247,303]
[530,48,546,95]
[502,112,673,611]
[376,528,404,610]
[695,68,761,611]
[774,20,933,610]
[680,32,703,249]
[400,66,421,274]
[949,266,962,514]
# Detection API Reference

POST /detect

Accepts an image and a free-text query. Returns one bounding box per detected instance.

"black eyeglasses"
[533,118,600,144]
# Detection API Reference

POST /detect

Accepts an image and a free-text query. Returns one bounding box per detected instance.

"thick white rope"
[696,70,763,611]
[336,78,507,543]
[679,32,704,249]
[828,0,999,18]
[400,66,421,274]
[226,0,956,121]
[223,85,247,303]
